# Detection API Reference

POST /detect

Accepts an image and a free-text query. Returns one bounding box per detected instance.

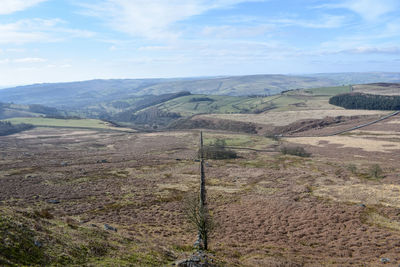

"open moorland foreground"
[1,108,400,266]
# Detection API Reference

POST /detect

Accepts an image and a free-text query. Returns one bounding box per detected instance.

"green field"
[156,94,278,116]
[2,117,134,131]
[301,86,351,96]
[155,86,349,116]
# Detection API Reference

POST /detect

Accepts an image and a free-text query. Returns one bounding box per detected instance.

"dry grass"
[200,110,389,126]
[314,184,400,208]
[366,212,400,232]
[353,84,400,96]
[288,136,400,153]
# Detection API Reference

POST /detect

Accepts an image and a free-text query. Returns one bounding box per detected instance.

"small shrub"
[369,164,383,179]
[347,164,357,174]
[265,132,280,141]
[280,146,311,157]
[88,240,109,257]
[198,139,237,160]
[34,208,54,219]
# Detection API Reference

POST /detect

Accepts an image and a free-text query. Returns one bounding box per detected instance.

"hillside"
[353,83,400,95]
[0,102,64,120]
[0,74,341,108]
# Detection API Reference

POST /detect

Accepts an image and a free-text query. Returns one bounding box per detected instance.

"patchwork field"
[1,116,400,266]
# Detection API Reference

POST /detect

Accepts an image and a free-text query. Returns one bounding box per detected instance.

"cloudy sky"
[0,0,399,86]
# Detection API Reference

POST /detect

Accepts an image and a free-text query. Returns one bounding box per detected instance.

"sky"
[0,0,399,86]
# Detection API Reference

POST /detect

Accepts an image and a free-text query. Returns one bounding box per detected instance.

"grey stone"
[104,223,117,232]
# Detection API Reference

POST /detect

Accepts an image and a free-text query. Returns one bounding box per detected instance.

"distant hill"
[0,74,339,108]
[1,72,400,110]
[352,83,400,96]
[307,72,400,85]
[0,102,64,120]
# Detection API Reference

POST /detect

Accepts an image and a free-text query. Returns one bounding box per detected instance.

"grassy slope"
[2,117,133,131]
[155,94,279,116]
[0,208,170,266]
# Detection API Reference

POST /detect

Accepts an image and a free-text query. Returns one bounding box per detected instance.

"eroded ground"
[1,125,400,266]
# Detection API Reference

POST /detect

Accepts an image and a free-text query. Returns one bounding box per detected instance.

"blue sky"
[0,0,399,86]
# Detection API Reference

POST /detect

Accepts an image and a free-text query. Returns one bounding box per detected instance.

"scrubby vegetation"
[329,93,400,110]
[0,214,45,266]
[189,97,214,102]
[369,164,384,179]
[280,145,311,157]
[0,209,171,266]
[0,121,33,136]
[170,117,257,134]
[199,139,237,159]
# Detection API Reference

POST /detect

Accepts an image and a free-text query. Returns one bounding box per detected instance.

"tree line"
[329,93,400,110]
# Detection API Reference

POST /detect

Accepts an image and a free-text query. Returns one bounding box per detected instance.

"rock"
[380,258,390,264]
[359,203,366,208]
[47,199,60,204]
[104,224,117,232]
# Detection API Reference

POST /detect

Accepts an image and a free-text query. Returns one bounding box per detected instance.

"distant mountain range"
[1,72,400,108]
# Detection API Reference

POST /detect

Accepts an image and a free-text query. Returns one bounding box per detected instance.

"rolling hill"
[2,72,400,110]
[0,74,340,108]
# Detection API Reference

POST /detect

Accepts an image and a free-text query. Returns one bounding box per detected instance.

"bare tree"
[184,131,213,251]
[184,193,214,250]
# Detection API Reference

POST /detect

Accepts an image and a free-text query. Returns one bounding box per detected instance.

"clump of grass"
[34,208,54,219]
[369,164,383,179]
[347,164,357,174]
[0,215,46,266]
[280,145,311,157]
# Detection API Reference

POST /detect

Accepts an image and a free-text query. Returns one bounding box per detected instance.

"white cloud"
[201,24,273,38]
[14,57,47,63]
[316,0,398,21]
[0,18,95,44]
[340,46,400,54]
[0,0,48,15]
[272,15,346,29]
[80,0,266,39]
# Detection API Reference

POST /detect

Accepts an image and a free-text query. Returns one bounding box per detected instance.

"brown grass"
[314,184,400,208]
[288,136,400,153]
[200,110,389,126]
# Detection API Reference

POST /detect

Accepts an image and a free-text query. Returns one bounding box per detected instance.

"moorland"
[1,75,400,266]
